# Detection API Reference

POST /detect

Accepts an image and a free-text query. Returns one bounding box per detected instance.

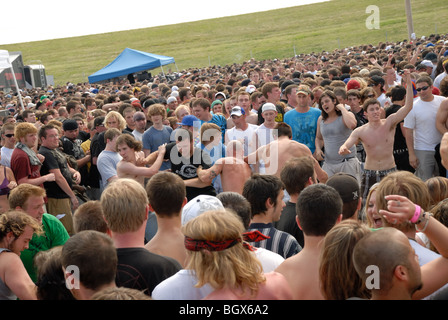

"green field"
[1,0,447,86]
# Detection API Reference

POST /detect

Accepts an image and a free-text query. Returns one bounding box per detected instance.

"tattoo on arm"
[209,170,217,179]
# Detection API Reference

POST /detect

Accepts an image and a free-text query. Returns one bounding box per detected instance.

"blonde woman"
[183,209,293,300]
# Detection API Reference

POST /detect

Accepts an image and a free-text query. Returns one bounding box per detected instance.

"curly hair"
[0,210,42,242]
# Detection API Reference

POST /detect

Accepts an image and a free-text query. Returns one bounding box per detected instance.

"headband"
[184,230,269,252]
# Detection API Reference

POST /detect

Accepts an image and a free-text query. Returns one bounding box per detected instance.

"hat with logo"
[326,172,360,203]
[230,106,245,117]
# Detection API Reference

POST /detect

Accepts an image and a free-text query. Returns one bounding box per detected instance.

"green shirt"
[20,213,70,282]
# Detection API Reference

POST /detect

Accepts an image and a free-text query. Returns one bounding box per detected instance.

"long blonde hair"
[182,210,265,297]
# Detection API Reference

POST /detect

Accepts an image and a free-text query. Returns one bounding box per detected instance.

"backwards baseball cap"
[262,103,277,113]
[326,172,360,203]
[178,115,199,127]
[230,106,245,117]
[181,195,225,225]
[62,119,79,131]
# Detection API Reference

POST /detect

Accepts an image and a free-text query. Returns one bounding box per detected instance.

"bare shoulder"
[275,254,302,277]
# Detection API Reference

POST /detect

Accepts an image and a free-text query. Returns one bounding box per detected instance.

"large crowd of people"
[1,32,448,302]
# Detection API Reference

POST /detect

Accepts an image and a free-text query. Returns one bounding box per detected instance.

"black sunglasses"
[416,86,430,92]
[4,134,14,138]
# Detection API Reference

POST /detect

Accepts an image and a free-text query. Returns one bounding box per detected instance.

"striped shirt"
[247,223,301,259]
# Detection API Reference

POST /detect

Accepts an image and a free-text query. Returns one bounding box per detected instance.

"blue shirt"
[201,114,227,143]
[284,107,321,154]
[142,125,173,171]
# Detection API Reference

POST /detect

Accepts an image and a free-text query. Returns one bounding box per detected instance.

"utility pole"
[405,0,414,41]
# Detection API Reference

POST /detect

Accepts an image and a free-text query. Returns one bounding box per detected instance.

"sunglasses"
[416,86,430,92]
[4,134,14,138]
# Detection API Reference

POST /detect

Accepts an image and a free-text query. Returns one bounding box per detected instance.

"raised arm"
[336,104,357,130]
[387,69,413,127]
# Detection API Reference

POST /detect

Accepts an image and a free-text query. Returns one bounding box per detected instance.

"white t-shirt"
[434,71,447,89]
[225,123,259,156]
[404,95,445,151]
[0,147,14,167]
[377,92,391,107]
[151,248,284,300]
[254,123,276,148]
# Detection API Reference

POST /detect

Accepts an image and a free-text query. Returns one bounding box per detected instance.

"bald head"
[353,228,420,295]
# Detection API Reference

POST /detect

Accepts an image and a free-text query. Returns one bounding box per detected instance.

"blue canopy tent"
[88,48,176,83]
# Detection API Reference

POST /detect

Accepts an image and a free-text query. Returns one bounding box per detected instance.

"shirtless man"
[275,184,342,299]
[116,134,166,186]
[197,140,252,195]
[247,122,328,183]
[339,69,413,200]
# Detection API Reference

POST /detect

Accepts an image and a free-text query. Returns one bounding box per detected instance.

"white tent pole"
[160,64,166,77]
[11,69,24,111]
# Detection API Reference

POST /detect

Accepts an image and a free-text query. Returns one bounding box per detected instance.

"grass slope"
[1,0,447,85]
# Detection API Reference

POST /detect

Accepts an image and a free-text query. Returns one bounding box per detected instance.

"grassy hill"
[1,0,447,85]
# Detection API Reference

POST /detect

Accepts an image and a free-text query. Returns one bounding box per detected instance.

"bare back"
[275,249,324,300]
[218,157,252,194]
[258,138,327,182]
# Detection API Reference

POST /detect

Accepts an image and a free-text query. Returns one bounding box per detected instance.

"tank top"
[320,116,356,164]
[0,167,10,196]
[0,248,17,300]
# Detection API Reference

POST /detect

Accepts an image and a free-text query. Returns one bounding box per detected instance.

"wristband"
[410,205,421,223]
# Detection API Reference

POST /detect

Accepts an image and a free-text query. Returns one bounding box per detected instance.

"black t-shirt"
[385,104,407,150]
[39,146,73,199]
[164,142,216,201]
[274,201,304,248]
[115,247,181,296]
[87,132,102,188]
